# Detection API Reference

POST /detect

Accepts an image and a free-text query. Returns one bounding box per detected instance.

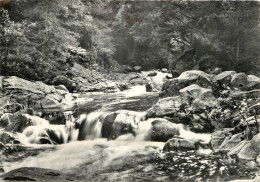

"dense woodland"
[0,0,260,82]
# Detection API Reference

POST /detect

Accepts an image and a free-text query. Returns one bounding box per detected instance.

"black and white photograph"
[0,0,260,181]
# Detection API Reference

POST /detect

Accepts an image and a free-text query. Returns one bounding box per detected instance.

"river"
[1,75,257,181]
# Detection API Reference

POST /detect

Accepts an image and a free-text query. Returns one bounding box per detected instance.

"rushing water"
[1,73,257,181]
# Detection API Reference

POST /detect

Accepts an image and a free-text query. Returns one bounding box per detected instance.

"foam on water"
[24,114,49,126]
[3,140,164,173]
[122,85,147,97]
[173,123,211,142]
[20,125,69,144]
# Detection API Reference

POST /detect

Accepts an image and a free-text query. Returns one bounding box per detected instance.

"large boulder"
[230,73,248,90]
[110,110,145,139]
[163,137,203,151]
[147,96,182,117]
[161,78,188,97]
[178,70,212,88]
[228,141,258,161]
[101,112,118,138]
[150,118,180,142]
[4,113,33,133]
[1,76,73,110]
[179,84,215,107]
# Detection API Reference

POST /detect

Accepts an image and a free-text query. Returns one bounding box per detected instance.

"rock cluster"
[152,70,260,166]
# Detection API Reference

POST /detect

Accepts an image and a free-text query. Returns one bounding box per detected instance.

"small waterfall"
[77,112,107,140]
[134,119,153,141]
[18,113,79,145]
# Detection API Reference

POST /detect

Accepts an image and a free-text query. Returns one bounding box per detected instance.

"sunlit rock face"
[161,70,212,98]
[147,96,182,118]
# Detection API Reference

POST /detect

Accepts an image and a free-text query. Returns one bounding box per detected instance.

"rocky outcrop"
[0,76,93,112]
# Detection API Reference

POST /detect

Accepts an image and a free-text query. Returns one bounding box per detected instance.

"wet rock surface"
[1,167,75,181]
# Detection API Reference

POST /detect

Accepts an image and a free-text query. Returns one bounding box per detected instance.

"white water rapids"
[3,110,211,174]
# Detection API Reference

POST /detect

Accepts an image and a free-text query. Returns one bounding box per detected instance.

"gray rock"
[145,83,153,92]
[0,113,13,128]
[1,167,75,181]
[213,71,236,89]
[230,72,248,90]
[147,96,182,117]
[178,70,212,88]
[150,118,180,142]
[1,76,71,110]
[161,70,212,98]
[163,137,203,151]
[228,141,258,161]
[179,84,215,106]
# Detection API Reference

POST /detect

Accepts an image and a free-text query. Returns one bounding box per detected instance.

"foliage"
[0,1,259,80]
